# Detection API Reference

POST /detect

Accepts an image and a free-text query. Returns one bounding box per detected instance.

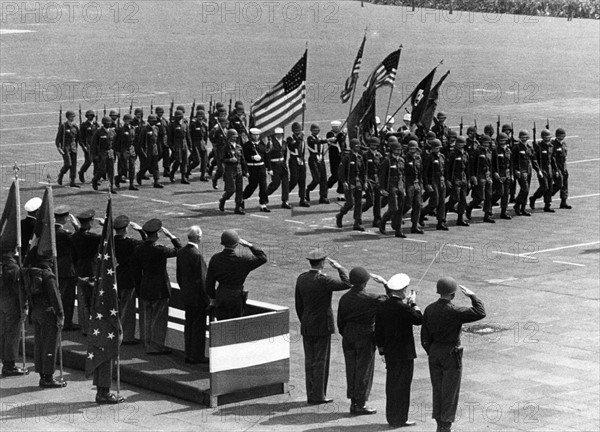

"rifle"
[169,98,175,121]
[150,100,154,115]
[496,115,500,139]
[103,104,107,117]
[209,96,213,116]
[228,98,232,116]
[510,122,514,145]
[190,99,196,123]
[473,119,477,131]
[545,118,550,130]
[459,116,463,135]
[58,105,65,155]
[532,121,537,145]
[117,107,121,128]
[129,100,133,115]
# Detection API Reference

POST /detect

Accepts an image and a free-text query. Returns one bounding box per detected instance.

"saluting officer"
[551,128,571,209]
[168,110,192,184]
[136,114,163,189]
[266,127,291,209]
[362,137,383,228]
[306,124,331,204]
[466,135,495,223]
[218,129,247,215]
[79,110,97,183]
[335,138,366,231]
[446,136,471,226]
[379,138,406,238]
[530,129,557,212]
[91,117,117,193]
[56,110,80,188]
[492,133,513,220]
[287,122,309,207]
[114,114,138,191]
[421,139,448,230]
[242,128,270,212]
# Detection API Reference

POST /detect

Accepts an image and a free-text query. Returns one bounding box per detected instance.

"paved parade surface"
[1,1,599,431]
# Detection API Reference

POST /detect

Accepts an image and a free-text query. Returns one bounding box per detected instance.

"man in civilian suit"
[295,250,350,405]
[374,273,422,428]
[176,226,210,364]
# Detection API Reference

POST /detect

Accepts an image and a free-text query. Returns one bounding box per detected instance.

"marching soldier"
[108,110,119,129]
[242,128,270,212]
[421,278,486,432]
[266,127,291,209]
[421,139,448,230]
[362,137,383,228]
[512,130,537,216]
[379,139,406,238]
[326,121,347,202]
[209,117,229,190]
[287,122,310,207]
[114,114,138,191]
[91,117,117,193]
[465,126,479,155]
[335,138,366,231]
[188,110,209,181]
[56,110,80,188]
[168,110,192,184]
[466,135,495,223]
[306,124,330,204]
[530,129,556,212]
[78,110,97,183]
[551,128,572,209]
[136,114,163,188]
[403,141,424,234]
[130,108,146,178]
[218,129,246,215]
[431,111,450,146]
[228,101,249,143]
[445,136,470,226]
[154,107,171,177]
[492,133,513,219]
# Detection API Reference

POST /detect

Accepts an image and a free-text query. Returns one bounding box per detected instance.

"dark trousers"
[339,185,363,224]
[428,346,463,423]
[58,277,76,327]
[222,167,244,205]
[515,171,530,205]
[267,163,290,202]
[214,288,244,320]
[327,154,343,194]
[60,152,77,180]
[161,144,171,173]
[386,359,415,426]
[381,187,405,233]
[553,170,569,201]
[307,157,328,199]
[492,177,511,214]
[141,298,169,353]
[362,182,382,222]
[31,308,59,375]
[138,154,160,183]
[532,172,553,205]
[79,149,92,176]
[184,305,207,360]
[422,180,446,222]
[0,299,23,362]
[451,181,468,218]
[342,335,375,405]
[118,287,137,342]
[117,152,136,182]
[302,335,331,402]
[243,166,269,205]
[404,183,422,227]
[188,146,207,176]
[289,159,307,200]
[170,147,189,178]
[92,156,115,188]
[93,358,113,388]
[467,177,493,215]
[76,278,93,335]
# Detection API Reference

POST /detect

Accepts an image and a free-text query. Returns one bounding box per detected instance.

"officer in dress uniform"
[403,141,424,235]
[306,124,331,204]
[168,110,192,184]
[551,128,572,209]
[266,127,291,209]
[421,278,486,432]
[79,110,97,183]
[136,114,163,189]
[379,139,406,238]
[91,117,117,193]
[492,132,513,220]
[512,130,537,216]
[362,137,383,228]
[446,136,471,227]
[187,109,209,181]
[530,129,557,212]
[242,128,270,212]
[113,215,146,345]
[326,121,347,202]
[374,273,421,428]
[114,114,138,191]
[295,250,350,405]
[466,135,495,223]
[54,205,79,331]
[421,139,448,230]
[132,219,181,355]
[56,110,80,188]
[337,267,387,415]
[206,230,267,320]
[335,138,366,231]
[287,122,310,207]
[21,197,41,256]
[218,129,247,215]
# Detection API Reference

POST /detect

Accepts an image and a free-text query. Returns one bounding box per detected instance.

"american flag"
[340,35,366,103]
[251,50,307,136]
[364,48,401,90]
[85,197,120,377]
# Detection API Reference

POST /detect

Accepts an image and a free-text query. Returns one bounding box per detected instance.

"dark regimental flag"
[24,186,56,264]
[409,67,437,128]
[364,48,401,90]
[421,70,450,131]
[340,34,366,103]
[0,180,20,253]
[85,197,120,377]
[251,50,307,136]
[346,84,377,142]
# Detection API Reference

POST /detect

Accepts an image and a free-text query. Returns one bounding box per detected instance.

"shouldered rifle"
[169,98,175,121]
[496,115,500,139]
[190,99,196,123]
[228,98,232,116]
[150,100,154,114]
[546,118,550,130]
[103,104,106,117]
[117,107,121,128]
[532,121,537,145]
[209,96,213,115]
[58,105,65,155]
[78,104,82,126]
[129,100,133,115]
[510,122,514,144]
[459,116,463,135]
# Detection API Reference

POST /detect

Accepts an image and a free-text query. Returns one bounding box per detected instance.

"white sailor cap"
[249,128,261,135]
[386,115,395,124]
[24,197,42,213]
[330,120,342,127]
[387,273,410,291]
[375,116,381,125]
[403,113,412,121]
[274,127,284,134]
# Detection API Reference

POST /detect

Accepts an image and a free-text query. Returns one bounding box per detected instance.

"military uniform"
[136,120,162,187]
[91,125,117,192]
[78,117,97,182]
[361,143,383,227]
[446,144,470,226]
[168,115,192,183]
[512,139,537,215]
[209,123,228,189]
[0,254,27,376]
[530,135,556,211]
[266,133,291,207]
[466,140,495,222]
[336,144,366,230]
[20,215,37,257]
[422,145,447,229]
[306,130,330,203]
[55,220,77,330]
[403,150,424,233]
[551,134,570,208]
[188,117,209,180]
[379,152,406,237]
[56,119,80,186]
[492,141,513,218]
[114,121,137,189]
[219,136,246,213]
[242,136,269,209]
[325,126,347,197]
[228,109,249,143]
[155,112,171,176]
[287,130,309,206]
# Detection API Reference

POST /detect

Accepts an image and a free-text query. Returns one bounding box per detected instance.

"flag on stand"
[346,84,377,142]
[421,70,450,131]
[409,67,438,128]
[0,180,21,253]
[85,197,120,377]
[363,48,401,90]
[340,34,367,103]
[251,50,307,136]
[24,186,56,264]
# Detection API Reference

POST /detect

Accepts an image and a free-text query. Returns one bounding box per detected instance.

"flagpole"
[301,42,308,131]
[347,27,367,119]
[382,45,402,131]
[108,193,122,403]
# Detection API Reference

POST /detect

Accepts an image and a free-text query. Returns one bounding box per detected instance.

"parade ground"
[1,1,599,431]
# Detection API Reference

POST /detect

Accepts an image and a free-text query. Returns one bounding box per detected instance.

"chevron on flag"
[85,197,121,377]
[251,49,307,136]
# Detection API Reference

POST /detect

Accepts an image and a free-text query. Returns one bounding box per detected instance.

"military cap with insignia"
[306,249,327,261]
[142,218,162,233]
[24,197,42,213]
[76,209,95,221]
[54,205,70,217]
[114,215,130,229]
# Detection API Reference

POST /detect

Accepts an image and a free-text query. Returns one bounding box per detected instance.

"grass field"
[1,1,599,431]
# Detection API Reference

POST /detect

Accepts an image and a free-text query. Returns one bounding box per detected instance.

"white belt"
[247,162,264,167]
[270,158,284,162]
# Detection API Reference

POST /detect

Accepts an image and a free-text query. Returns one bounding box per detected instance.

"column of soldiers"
[54,105,572,227]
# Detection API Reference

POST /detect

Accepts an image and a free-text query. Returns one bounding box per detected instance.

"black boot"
[57,172,64,186]
[335,213,343,228]
[128,181,139,191]
[39,374,67,388]
[560,200,572,209]
[2,361,28,376]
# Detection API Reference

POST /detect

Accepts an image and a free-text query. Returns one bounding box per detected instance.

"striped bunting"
[251,50,307,136]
